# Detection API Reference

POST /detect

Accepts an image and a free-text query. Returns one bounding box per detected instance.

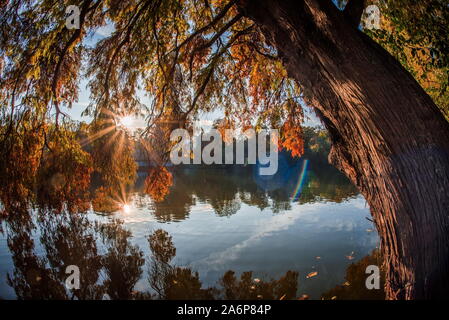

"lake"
[0,156,380,299]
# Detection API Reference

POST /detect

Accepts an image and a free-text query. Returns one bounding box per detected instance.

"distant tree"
[302,126,331,157]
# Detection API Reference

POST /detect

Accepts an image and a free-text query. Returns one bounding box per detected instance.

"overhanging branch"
[173,0,238,51]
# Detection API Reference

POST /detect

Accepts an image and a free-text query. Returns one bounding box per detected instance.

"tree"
[238,0,449,300]
[1,0,448,299]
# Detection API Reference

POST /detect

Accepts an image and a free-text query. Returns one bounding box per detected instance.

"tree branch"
[185,26,252,116]
[248,41,278,60]
[102,0,157,104]
[173,0,238,51]
[52,0,100,126]
[188,14,246,79]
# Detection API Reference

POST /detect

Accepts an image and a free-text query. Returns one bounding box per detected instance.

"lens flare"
[119,116,134,129]
[291,159,309,200]
[122,204,131,213]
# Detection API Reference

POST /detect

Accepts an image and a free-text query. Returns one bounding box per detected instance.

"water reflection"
[322,250,385,300]
[133,156,358,222]
[2,210,304,300]
[0,158,379,300]
[5,210,143,299]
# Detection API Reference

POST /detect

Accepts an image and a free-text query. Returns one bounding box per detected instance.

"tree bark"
[238,0,449,299]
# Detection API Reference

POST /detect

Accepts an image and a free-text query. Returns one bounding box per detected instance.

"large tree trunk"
[238,0,449,299]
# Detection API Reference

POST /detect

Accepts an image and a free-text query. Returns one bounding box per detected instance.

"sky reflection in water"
[0,158,379,299]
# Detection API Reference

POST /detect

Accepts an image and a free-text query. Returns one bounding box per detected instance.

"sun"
[118,115,135,130]
[122,204,131,213]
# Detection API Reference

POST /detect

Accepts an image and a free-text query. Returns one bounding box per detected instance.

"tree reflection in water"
[1,157,377,299]
[137,158,358,223]
[321,250,385,300]
[3,209,304,300]
[5,209,143,299]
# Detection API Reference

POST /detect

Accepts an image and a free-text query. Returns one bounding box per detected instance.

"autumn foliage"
[91,186,120,213]
[280,120,304,158]
[144,166,173,202]
[0,121,43,214]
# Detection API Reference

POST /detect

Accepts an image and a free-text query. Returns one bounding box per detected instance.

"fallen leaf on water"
[306,271,318,279]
